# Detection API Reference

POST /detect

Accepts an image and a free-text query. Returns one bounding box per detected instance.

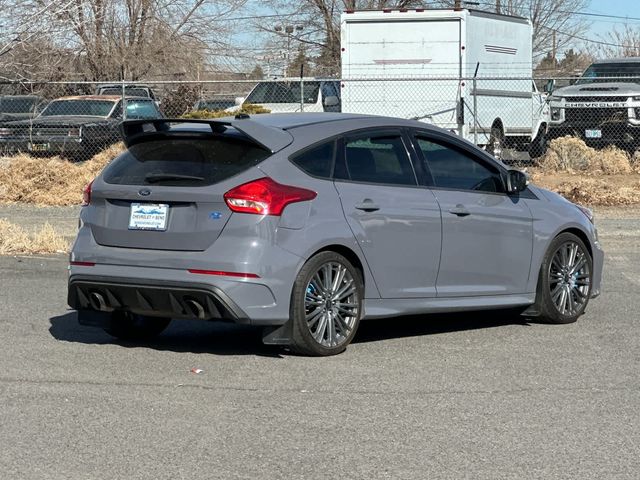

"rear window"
[246,82,320,104]
[103,138,270,186]
[41,100,115,117]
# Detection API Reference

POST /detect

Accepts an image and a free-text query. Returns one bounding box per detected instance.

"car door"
[333,130,441,298]
[412,132,533,297]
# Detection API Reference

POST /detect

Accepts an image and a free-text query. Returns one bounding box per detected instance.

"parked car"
[68,113,603,356]
[0,95,47,122]
[193,98,237,112]
[235,79,341,113]
[546,57,640,151]
[96,84,157,101]
[0,95,162,158]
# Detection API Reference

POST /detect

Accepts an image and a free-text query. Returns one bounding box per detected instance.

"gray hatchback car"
[68,113,603,356]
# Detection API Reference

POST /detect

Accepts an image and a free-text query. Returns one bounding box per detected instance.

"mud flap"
[261,321,292,346]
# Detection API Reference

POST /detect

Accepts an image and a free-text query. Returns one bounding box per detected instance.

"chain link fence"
[1,76,639,161]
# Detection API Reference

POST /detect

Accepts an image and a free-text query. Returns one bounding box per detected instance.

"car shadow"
[354,309,531,344]
[49,311,283,358]
[50,308,532,356]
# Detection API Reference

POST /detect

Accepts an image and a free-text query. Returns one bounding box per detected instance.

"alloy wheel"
[304,262,359,348]
[548,241,591,316]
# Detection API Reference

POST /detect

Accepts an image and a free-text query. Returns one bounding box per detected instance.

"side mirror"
[234,96,245,106]
[506,169,529,194]
[323,95,339,107]
[544,79,555,94]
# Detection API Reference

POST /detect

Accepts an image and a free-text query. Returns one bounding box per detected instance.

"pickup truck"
[546,58,640,151]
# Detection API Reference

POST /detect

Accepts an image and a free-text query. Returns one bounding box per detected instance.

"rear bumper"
[67,260,292,326]
[69,275,250,324]
[0,136,84,153]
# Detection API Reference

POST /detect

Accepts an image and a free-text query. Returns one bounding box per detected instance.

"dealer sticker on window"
[129,203,169,231]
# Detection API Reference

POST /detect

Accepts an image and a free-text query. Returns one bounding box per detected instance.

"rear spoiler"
[119,117,294,153]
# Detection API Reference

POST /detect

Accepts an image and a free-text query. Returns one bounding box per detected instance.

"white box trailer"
[340,8,548,155]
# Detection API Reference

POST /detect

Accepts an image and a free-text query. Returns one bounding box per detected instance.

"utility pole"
[496,0,501,14]
[454,0,461,9]
[274,24,303,77]
[552,30,557,71]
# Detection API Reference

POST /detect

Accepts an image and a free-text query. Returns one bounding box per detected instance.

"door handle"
[355,200,380,212]
[449,204,470,217]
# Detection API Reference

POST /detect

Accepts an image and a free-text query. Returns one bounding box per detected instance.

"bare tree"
[260,1,423,77]
[599,25,640,58]
[497,0,591,61]
[0,0,247,81]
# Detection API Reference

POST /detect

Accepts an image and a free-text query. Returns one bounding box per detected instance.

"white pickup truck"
[546,58,640,152]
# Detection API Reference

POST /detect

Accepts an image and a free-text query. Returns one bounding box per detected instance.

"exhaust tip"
[185,298,206,319]
[89,291,111,312]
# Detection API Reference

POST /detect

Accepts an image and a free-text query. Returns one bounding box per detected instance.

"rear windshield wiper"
[144,173,205,183]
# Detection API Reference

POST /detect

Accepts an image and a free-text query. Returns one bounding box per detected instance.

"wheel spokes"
[304,262,359,348]
[548,241,591,317]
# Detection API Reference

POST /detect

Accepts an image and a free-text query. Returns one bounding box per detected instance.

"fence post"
[121,77,127,121]
[472,62,480,145]
[299,64,304,113]
[473,76,478,145]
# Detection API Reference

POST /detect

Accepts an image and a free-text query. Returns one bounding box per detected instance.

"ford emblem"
[138,188,151,196]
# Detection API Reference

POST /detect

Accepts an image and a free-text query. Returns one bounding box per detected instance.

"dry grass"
[537,136,639,174]
[0,143,124,206]
[527,137,640,206]
[0,219,69,254]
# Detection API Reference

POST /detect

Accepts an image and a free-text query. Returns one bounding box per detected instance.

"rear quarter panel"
[257,145,382,300]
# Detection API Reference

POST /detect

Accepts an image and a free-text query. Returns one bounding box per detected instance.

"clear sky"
[587,0,640,39]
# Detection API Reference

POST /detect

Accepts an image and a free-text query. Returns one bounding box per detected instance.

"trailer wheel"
[528,127,547,160]
[487,124,505,160]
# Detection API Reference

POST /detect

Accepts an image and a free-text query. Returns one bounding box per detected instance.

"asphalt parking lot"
[0,212,639,479]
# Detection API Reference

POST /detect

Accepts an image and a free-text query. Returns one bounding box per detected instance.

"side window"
[416,137,504,193]
[126,101,160,119]
[343,134,416,186]
[291,141,334,178]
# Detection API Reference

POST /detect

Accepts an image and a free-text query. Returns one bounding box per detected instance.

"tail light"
[224,177,316,216]
[82,180,93,206]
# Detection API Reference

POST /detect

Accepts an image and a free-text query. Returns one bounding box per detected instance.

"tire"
[528,129,547,160]
[534,232,593,324]
[104,311,171,340]
[289,251,364,356]
[487,124,505,160]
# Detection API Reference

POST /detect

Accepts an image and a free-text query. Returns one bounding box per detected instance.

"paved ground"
[0,210,639,479]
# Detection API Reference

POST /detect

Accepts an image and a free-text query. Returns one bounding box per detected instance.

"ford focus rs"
[68,113,603,356]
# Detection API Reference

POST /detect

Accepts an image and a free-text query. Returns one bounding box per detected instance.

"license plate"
[129,203,169,231]
[585,129,602,139]
[28,143,50,152]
